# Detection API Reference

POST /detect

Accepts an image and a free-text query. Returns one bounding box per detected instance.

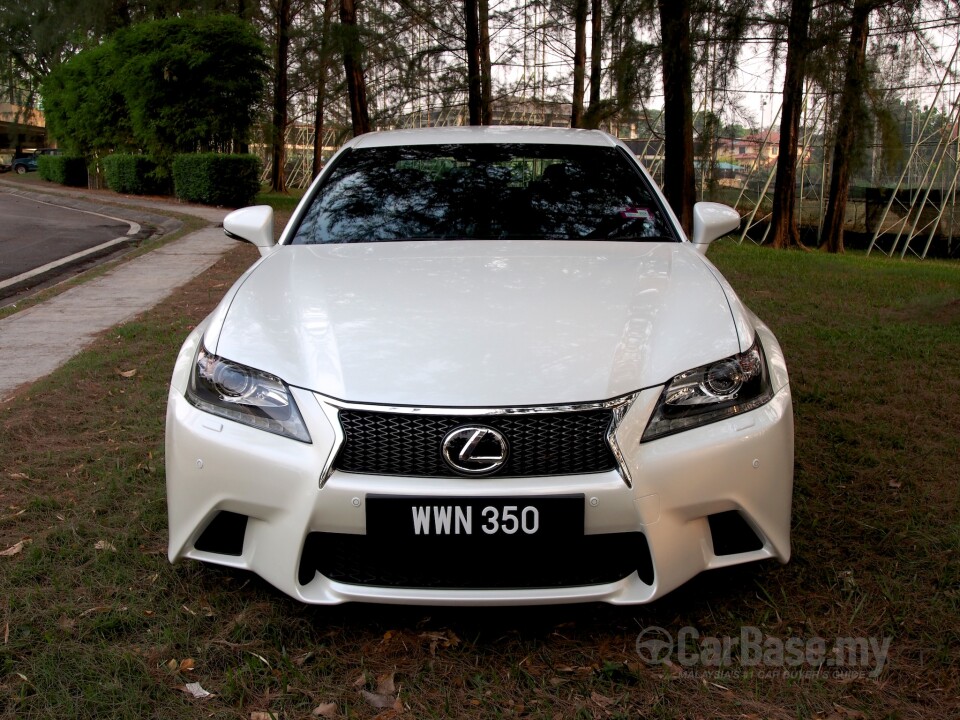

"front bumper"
[166,339,794,606]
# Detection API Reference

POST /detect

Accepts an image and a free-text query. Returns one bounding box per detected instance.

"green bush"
[102,154,167,195]
[172,153,261,207]
[41,16,266,166]
[37,155,88,186]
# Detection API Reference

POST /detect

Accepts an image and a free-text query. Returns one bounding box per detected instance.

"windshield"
[290,143,678,244]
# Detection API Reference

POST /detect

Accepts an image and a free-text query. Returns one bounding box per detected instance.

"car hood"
[209,241,745,407]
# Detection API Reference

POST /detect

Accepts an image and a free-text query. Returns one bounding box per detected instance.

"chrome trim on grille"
[319,394,637,415]
[317,400,345,488]
[315,392,638,487]
[607,398,636,488]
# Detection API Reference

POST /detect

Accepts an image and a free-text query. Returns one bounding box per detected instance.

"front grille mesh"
[334,408,617,477]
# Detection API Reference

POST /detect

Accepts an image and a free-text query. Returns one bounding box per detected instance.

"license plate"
[366,495,584,540]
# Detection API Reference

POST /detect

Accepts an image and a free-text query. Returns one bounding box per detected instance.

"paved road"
[0,191,136,283]
[0,210,232,402]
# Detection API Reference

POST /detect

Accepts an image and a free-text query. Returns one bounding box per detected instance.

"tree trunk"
[464,0,482,125]
[108,0,131,30]
[583,0,611,130]
[341,0,371,136]
[571,0,588,128]
[770,0,813,249]
[821,0,871,253]
[270,0,292,193]
[479,0,492,124]
[588,0,602,106]
[657,0,695,235]
[313,0,337,180]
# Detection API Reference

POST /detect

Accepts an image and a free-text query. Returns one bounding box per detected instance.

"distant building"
[1,97,49,165]
[718,132,781,168]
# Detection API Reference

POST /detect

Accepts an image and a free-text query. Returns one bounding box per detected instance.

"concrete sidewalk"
[0,185,237,402]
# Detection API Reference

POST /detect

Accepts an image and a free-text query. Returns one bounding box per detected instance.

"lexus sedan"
[165,126,793,605]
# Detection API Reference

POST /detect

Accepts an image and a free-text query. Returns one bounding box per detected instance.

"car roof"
[348,125,620,149]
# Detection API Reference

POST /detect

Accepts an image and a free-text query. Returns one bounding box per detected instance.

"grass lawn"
[1,239,958,719]
[256,187,307,213]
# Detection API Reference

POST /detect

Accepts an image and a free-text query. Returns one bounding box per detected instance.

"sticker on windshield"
[620,207,653,221]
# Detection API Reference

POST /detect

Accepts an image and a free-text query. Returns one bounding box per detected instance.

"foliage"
[41,41,131,158]
[111,15,267,172]
[0,0,123,89]
[36,154,87,186]
[172,153,262,207]
[102,154,167,195]
[0,0,251,84]
[40,15,267,179]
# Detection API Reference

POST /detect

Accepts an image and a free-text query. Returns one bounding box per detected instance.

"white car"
[165,126,793,606]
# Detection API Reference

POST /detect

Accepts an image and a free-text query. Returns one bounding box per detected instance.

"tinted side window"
[291,144,677,244]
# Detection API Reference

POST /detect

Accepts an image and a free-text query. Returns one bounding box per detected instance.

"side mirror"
[223,205,276,257]
[691,202,741,255]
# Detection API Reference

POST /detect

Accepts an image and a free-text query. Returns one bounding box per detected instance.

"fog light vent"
[195,511,248,556]
[708,511,763,556]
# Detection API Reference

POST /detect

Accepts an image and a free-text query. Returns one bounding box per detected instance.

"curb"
[0,186,185,301]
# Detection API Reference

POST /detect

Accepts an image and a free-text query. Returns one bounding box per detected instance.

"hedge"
[103,154,167,195]
[37,155,87,187]
[172,153,261,207]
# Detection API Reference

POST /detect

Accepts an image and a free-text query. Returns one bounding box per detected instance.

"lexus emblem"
[441,425,509,475]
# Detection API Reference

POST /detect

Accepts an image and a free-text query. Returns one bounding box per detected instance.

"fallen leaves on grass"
[419,629,461,655]
[827,705,869,719]
[247,650,272,667]
[591,691,614,708]
[94,539,117,552]
[362,672,402,710]
[312,702,337,717]
[179,681,212,699]
[362,690,400,709]
[165,658,197,673]
[292,651,314,667]
[79,606,112,617]
[117,368,138,378]
[1,538,31,556]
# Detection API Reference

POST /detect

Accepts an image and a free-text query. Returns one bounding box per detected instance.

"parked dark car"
[11,148,61,174]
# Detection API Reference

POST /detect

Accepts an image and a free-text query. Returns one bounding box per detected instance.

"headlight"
[641,337,773,442]
[186,344,311,443]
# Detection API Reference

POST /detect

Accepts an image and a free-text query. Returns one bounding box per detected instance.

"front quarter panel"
[200,253,271,355]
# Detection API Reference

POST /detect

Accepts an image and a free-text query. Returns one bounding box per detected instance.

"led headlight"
[186,344,311,443]
[641,337,773,442]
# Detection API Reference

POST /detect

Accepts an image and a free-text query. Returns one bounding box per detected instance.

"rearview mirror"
[223,205,276,257]
[691,202,741,255]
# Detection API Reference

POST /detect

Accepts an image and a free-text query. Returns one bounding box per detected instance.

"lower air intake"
[298,531,654,588]
[708,510,764,556]
[194,511,248,556]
